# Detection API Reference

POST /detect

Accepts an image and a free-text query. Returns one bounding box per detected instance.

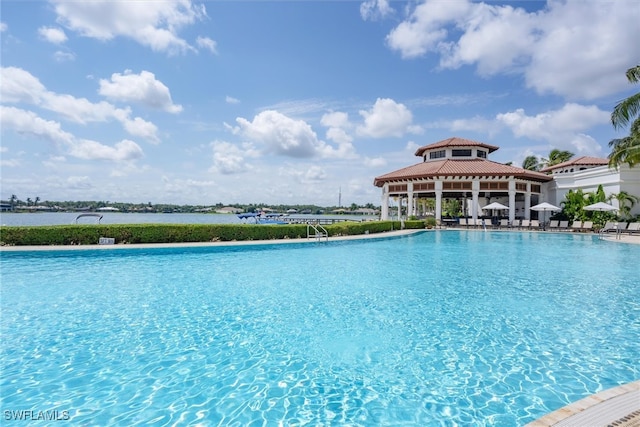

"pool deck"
[525,380,640,427]
[0,228,425,251]
[1,227,637,426]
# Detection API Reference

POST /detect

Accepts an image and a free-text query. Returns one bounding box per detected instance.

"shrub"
[0,221,411,246]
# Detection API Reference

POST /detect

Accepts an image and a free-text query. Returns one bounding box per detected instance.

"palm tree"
[522,155,540,171]
[609,65,640,168]
[34,196,40,207]
[608,191,639,219]
[26,197,32,207]
[542,149,574,168]
[9,194,17,211]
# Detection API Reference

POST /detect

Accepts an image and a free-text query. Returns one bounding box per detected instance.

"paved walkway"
[526,381,640,427]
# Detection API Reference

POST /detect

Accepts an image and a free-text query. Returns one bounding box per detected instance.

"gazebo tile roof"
[373,159,552,186]
[539,156,609,172]
[414,137,500,156]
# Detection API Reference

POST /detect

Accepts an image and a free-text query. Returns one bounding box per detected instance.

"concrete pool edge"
[0,229,426,252]
[525,380,640,427]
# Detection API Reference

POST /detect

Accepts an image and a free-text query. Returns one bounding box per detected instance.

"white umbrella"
[481,202,509,210]
[530,202,561,231]
[583,202,617,212]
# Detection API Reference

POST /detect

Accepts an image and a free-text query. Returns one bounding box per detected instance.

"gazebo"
[373,137,553,223]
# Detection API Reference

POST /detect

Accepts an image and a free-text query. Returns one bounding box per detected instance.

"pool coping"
[525,380,640,427]
[0,229,425,252]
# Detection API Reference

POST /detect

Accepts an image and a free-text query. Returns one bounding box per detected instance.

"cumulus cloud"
[50,0,206,54]
[0,106,73,144]
[496,103,609,154]
[1,66,160,142]
[209,140,258,175]
[98,70,182,113]
[0,23,7,32]
[1,106,147,164]
[384,0,639,100]
[357,98,419,138]
[321,111,353,145]
[38,26,67,44]
[68,139,144,161]
[235,110,323,158]
[226,96,240,104]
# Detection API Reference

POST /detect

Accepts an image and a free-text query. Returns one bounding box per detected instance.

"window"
[429,150,446,159]
[477,150,487,158]
[452,149,472,157]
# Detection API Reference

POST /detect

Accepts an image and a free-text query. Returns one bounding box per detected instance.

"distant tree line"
[1,195,380,214]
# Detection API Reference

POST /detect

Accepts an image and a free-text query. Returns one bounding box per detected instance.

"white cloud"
[0,23,7,32]
[226,96,240,104]
[38,26,68,44]
[209,140,257,175]
[98,70,182,113]
[1,106,148,164]
[357,98,418,138]
[122,117,160,144]
[1,67,47,104]
[51,0,206,54]
[360,0,393,21]
[1,67,160,142]
[321,111,354,146]
[496,103,609,155]
[68,139,144,161]
[0,106,73,144]
[196,36,218,54]
[386,1,470,59]
[235,110,323,158]
[385,0,640,100]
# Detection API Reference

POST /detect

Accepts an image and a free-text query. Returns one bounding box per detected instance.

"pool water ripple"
[1,231,638,425]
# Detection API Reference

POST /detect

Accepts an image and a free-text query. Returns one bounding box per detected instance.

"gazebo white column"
[471,180,480,221]
[381,183,389,220]
[524,182,531,220]
[435,181,443,220]
[407,182,414,220]
[508,180,516,223]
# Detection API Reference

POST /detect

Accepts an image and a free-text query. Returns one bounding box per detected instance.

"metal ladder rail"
[306,222,329,241]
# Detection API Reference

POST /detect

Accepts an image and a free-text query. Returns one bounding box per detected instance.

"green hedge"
[0,220,425,246]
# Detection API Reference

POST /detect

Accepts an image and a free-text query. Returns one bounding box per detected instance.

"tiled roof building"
[373,137,640,222]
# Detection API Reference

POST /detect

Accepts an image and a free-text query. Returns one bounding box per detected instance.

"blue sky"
[1,0,639,206]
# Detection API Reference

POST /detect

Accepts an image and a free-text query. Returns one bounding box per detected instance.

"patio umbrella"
[481,202,509,210]
[583,202,617,212]
[530,202,561,231]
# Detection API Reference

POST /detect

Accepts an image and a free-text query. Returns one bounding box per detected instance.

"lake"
[0,212,376,227]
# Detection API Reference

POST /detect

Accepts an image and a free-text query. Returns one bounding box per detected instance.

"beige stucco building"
[373,137,640,222]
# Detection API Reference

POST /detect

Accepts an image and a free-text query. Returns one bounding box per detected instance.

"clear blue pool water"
[1,231,638,426]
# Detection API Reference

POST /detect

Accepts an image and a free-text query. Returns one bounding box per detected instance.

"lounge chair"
[581,221,593,232]
[548,220,559,230]
[530,219,540,229]
[559,220,569,230]
[499,219,509,229]
[570,221,582,231]
[599,221,616,233]
[459,218,468,228]
[520,219,530,229]
[511,219,521,229]
[627,222,640,234]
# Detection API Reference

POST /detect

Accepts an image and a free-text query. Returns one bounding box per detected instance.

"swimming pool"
[1,231,638,426]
